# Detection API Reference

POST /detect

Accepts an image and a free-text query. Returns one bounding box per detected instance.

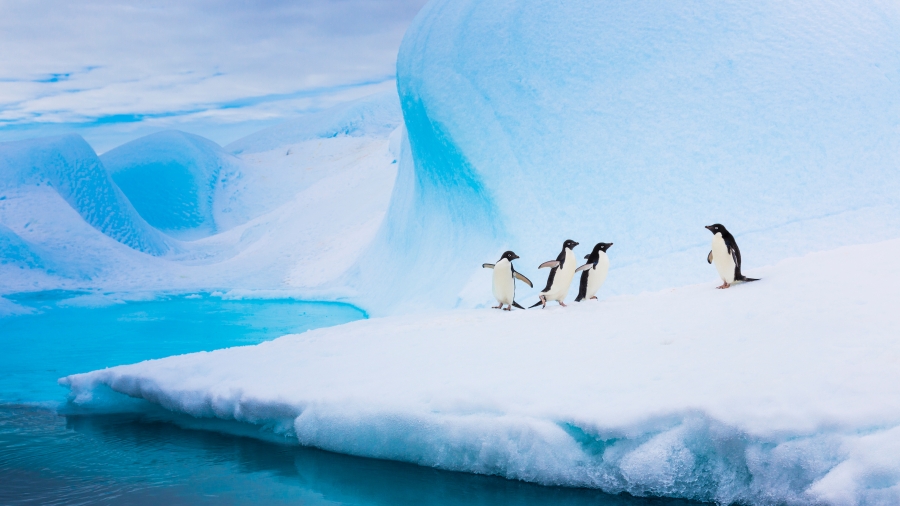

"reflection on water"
[0,406,704,506]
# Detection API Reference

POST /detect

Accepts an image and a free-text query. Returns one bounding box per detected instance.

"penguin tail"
[738,275,760,282]
[512,301,525,310]
[528,300,543,309]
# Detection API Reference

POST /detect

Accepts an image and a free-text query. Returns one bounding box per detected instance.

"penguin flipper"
[575,263,593,272]
[539,260,560,269]
[707,251,713,264]
[482,263,495,269]
[512,301,525,309]
[513,271,533,288]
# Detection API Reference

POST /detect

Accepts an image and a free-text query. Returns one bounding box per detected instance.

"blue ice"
[364,0,900,310]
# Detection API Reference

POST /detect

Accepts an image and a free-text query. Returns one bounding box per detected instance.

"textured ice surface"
[0,96,400,297]
[102,130,242,239]
[63,238,900,505]
[0,135,171,256]
[377,0,900,311]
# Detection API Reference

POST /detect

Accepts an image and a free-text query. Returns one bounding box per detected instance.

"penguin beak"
[512,254,519,260]
[573,242,579,247]
[607,243,613,248]
[705,225,714,232]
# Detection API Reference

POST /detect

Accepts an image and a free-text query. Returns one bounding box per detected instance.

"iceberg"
[62,238,900,505]
[0,135,172,256]
[226,92,403,155]
[0,94,402,297]
[102,130,243,239]
[366,0,900,312]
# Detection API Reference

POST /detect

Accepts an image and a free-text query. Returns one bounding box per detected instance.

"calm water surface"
[0,291,703,505]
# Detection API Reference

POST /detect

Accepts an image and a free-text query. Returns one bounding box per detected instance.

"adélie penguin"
[575,242,613,301]
[530,239,579,308]
[705,224,759,289]
[482,251,533,310]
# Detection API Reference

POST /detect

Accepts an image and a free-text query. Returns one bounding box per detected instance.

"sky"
[0,0,427,152]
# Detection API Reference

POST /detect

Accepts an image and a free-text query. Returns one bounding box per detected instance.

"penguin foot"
[492,304,502,309]
[590,296,598,300]
[558,301,567,307]
[540,295,547,308]
[716,282,731,289]
[503,305,511,311]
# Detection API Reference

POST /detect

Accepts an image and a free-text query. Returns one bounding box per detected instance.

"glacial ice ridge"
[377,0,900,311]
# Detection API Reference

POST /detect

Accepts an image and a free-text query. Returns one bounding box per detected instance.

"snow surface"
[380,0,900,312]
[226,92,402,155]
[0,92,401,298]
[63,238,900,505]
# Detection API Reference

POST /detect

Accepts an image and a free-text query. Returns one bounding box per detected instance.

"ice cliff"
[366,0,900,312]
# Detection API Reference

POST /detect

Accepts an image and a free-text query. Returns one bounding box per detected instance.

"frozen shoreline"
[62,238,900,505]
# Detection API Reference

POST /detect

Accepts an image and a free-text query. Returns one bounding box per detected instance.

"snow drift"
[366,0,900,312]
[62,238,900,505]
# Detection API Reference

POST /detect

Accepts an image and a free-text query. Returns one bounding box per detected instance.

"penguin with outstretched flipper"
[529,239,579,308]
[483,251,532,310]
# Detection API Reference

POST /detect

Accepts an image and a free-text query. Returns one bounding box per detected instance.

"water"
[0,291,704,505]
[0,291,366,404]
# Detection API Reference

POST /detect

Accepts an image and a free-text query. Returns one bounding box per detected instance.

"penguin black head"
[500,251,519,261]
[705,224,728,235]
[590,242,613,254]
[563,239,579,250]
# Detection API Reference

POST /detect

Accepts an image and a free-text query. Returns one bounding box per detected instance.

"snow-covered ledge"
[62,239,900,505]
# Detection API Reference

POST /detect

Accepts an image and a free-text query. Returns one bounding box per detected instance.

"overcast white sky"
[0,0,426,151]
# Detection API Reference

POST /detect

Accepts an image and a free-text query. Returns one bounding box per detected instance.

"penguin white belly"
[543,249,577,301]
[711,233,736,284]
[584,253,609,299]
[492,259,515,305]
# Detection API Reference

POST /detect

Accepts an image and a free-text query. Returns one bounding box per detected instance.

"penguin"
[482,251,533,310]
[575,242,613,301]
[705,224,759,289]
[529,239,579,308]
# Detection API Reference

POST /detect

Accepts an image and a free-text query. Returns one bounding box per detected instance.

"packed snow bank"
[0,135,171,256]
[378,0,900,311]
[102,130,243,239]
[63,238,900,505]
